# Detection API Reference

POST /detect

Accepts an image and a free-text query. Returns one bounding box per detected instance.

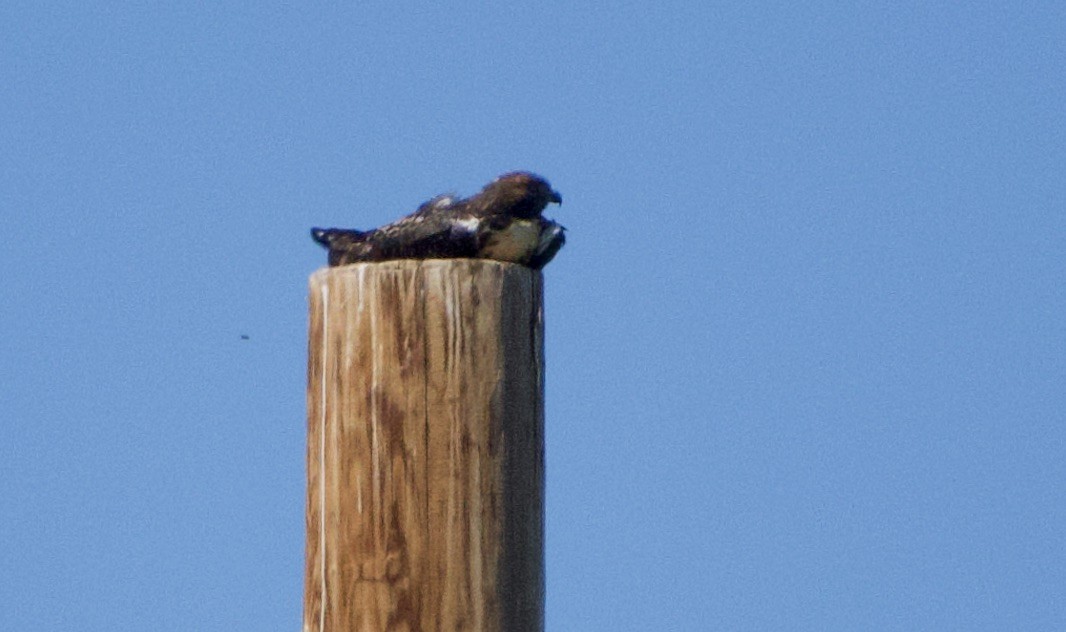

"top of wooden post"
[309,257,540,279]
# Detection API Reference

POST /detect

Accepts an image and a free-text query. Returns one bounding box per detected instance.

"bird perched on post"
[311,172,566,269]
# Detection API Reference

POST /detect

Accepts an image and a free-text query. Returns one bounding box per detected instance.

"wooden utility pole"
[304,260,545,631]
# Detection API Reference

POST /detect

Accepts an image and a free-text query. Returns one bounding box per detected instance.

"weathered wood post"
[304,260,545,631]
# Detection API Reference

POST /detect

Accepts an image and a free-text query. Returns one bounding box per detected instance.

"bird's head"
[478,171,562,218]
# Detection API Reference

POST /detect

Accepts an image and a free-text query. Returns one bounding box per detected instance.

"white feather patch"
[453,217,480,234]
[432,195,456,209]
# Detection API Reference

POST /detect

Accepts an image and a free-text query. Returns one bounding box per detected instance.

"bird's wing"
[328,212,482,265]
[374,211,480,258]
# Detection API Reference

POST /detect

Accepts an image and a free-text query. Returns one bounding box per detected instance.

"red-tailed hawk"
[311,172,566,269]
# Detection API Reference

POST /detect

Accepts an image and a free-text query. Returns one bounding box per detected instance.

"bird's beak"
[550,190,563,205]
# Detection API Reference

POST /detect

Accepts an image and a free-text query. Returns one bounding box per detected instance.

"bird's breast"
[478,219,542,264]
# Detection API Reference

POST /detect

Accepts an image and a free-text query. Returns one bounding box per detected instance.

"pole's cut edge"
[304,259,545,632]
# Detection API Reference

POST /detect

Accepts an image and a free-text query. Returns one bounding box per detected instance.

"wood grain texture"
[305,260,545,632]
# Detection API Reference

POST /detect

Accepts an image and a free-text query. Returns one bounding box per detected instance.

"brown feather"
[312,172,565,268]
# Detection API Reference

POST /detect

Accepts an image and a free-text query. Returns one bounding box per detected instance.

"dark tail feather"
[310,227,365,249]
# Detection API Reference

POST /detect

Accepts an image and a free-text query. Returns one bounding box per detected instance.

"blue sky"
[2,2,1064,630]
